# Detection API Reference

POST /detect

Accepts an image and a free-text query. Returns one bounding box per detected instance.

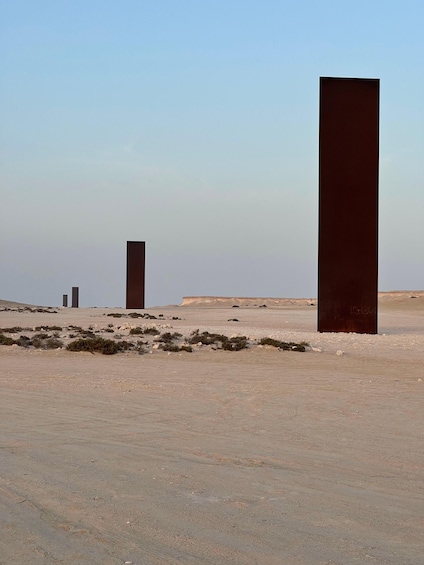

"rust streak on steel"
[126,241,145,309]
[318,77,379,334]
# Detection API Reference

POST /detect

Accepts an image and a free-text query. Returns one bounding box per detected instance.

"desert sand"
[0,293,423,564]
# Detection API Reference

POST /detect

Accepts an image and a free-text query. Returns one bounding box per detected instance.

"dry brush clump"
[106,312,158,320]
[66,336,146,355]
[33,337,64,349]
[0,334,16,345]
[188,330,249,351]
[0,332,64,349]
[155,332,183,343]
[153,331,193,352]
[67,337,119,355]
[258,337,309,352]
[143,327,160,335]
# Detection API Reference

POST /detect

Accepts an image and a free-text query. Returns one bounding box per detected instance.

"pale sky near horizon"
[1,1,423,307]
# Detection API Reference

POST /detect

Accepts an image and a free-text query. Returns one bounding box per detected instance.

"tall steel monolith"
[71,287,79,308]
[126,241,145,309]
[63,294,68,307]
[318,77,379,333]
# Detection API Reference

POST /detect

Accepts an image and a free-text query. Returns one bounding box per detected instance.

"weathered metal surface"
[71,287,79,308]
[126,241,145,309]
[318,77,379,333]
[63,294,68,308]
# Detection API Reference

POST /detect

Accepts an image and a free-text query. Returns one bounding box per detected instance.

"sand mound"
[0,299,46,309]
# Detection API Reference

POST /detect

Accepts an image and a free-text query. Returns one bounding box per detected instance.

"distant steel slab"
[126,241,145,309]
[71,287,79,308]
[318,77,379,333]
[63,294,68,308]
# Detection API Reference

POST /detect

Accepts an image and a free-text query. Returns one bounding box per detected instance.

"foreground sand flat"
[0,296,423,564]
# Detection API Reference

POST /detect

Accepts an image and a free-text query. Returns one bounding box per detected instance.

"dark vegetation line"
[0,327,309,355]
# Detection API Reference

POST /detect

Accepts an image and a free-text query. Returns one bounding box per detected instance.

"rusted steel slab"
[63,294,68,308]
[71,287,79,308]
[126,241,145,309]
[318,77,379,333]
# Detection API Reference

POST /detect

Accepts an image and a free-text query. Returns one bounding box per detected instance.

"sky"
[1,0,423,307]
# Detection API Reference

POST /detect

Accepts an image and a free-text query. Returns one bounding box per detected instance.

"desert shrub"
[188,331,248,350]
[128,312,156,320]
[222,336,249,351]
[259,337,282,348]
[34,325,62,331]
[67,337,119,355]
[43,337,64,349]
[292,342,309,352]
[101,339,120,354]
[134,341,147,354]
[143,327,160,335]
[159,343,180,352]
[1,326,28,333]
[258,337,308,352]
[107,313,123,318]
[103,327,114,333]
[67,338,96,353]
[129,327,144,335]
[7,335,64,349]
[68,326,91,336]
[0,333,16,345]
[34,332,50,339]
[78,330,96,338]
[188,331,228,346]
[157,332,183,343]
[16,336,31,347]
[66,337,146,355]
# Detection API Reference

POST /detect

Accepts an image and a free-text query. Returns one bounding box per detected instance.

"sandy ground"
[1,295,423,564]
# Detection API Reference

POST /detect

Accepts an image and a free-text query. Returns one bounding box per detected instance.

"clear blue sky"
[1,0,423,306]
